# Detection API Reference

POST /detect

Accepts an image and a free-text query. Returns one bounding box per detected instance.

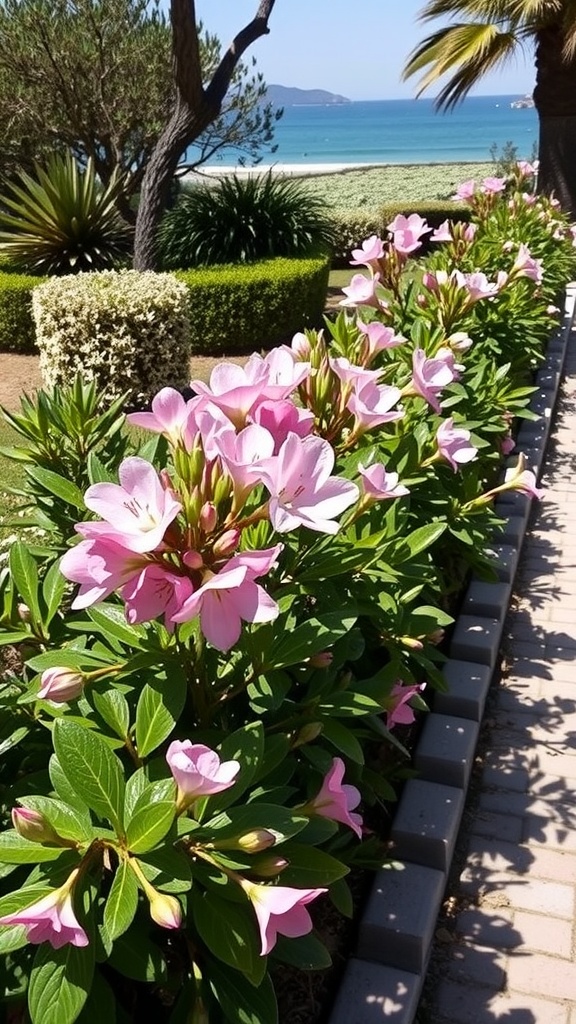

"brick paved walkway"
[421,340,576,1021]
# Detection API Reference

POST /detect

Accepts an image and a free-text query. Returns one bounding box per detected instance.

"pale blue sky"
[192,0,533,101]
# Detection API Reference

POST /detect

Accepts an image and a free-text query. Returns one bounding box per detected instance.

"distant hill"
[265,84,351,106]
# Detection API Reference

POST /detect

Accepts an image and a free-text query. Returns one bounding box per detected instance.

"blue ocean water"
[198,95,538,166]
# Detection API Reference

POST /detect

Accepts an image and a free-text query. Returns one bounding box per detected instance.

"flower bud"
[11,807,61,845]
[308,651,333,669]
[252,856,289,878]
[38,667,85,703]
[183,550,203,570]
[200,502,217,533]
[148,891,182,930]
[17,602,31,623]
[398,636,424,650]
[291,332,312,359]
[212,529,240,559]
[236,830,276,853]
[291,722,323,748]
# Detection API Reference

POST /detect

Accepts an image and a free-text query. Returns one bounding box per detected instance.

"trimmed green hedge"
[176,255,331,355]
[0,271,47,353]
[380,199,472,230]
[328,201,473,266]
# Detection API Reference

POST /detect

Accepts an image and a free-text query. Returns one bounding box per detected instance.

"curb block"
[326,284,576,1024]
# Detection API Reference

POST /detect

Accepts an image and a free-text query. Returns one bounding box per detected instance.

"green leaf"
[28,938,95,1024]
[9,541,41,624]
[87,604,145,649]
[135,673,186,758]
[102,859,139,942]
[320,718,364,764]
[276,844,349,887]
[75,971,116,1024]
[272,931,332,969]
[18,795,94,843]
[329,877,354,918]
[137,846,192,894]
[125,801,175,854]
[91,688,130,739]
[319,691,382,717]
[42,559,67,626]
[267,613,357,670]
[49,756,92,819]
[201,804,307,845]
[0,830,68,864]
[52,720,125,833]
[397,522,447,560]
[26,466,86,509]
[192,889,265,986]
[200,722,264,816]
[107,927,167,983]
[208,958,278,1024]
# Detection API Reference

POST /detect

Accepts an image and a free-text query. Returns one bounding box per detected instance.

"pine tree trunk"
[534,24,576,217]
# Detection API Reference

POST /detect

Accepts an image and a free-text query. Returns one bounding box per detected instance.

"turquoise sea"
[197,95,538,166]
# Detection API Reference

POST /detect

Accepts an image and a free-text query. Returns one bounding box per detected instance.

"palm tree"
[403,1,576,216]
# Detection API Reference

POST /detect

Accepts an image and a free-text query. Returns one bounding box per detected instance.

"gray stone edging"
[327,283,576,1024]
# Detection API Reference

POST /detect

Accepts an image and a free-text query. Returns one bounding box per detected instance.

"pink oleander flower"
[357,319,405,356]
[340,272,387,310]
[251,400,314,451]
[330,356,382,390]
[172,546,282,651]
[387,213,430,254]
[291,332,312,359]
[0,871,88,949]
[411,348,459,414]
[436,418,478,472]
[82,457,182,554]
[430,220,453,243]
[38,667,85,703]
[462,271,501,302]
[454,179,476,200]
[350,234,385,266]
[253,433,359,535]
[309,757,363,837]
[511,243,544,284]
[517,160,537,177]
[127,387,191,445]
[481,176,507,194]
[386,682,427,729]
[60,534,146,609]
[166,740,240,801]
[504,462,544,500]
[121,564,195,629]
[358,462,409,500]
[347,381,403,435]
[254,347,311,399]
[241,881,327,956]
[216,422,276,501]
[501,435,516,456]
[190,360,271,429]
[447,331,473,353]
[11,807,60,844]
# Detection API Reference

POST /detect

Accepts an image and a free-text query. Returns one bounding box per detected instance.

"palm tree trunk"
[534,24,576,217]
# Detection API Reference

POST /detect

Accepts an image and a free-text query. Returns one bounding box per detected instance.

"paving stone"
[432,980,572,1024]
[391,780,464,872]
[507,951,576,1001]
[434,660,492,722]
[357,863,445,973]
[513,910,574,958]
[414,714,479,789]
[446,941,507,989]
[462,580,512,619]
[449,615,503,669]
[458,874,574,918]
[469,810,524,844]
[328,959,421,1024]
[455,907,517,949]
[462,836,576,884]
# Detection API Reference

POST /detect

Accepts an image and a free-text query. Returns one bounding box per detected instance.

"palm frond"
[404,22,518,108]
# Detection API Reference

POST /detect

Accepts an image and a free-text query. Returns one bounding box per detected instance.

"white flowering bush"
[32,269,192,407]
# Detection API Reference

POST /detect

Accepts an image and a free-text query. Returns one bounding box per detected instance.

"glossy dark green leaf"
[28,937,95,1024]
[52,720,125,833]
[192,889,265,986]
[103,859,139,942]
[208,958,277,1024]
[135,673,186,758]
[125,801,175,854]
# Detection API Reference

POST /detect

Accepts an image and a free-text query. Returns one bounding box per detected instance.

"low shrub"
[328,208,384,266]
[32,269,191,406]
[176,255,330,354]
[380,200,472,230]
[0,270,46,353]
[158,172,334,268]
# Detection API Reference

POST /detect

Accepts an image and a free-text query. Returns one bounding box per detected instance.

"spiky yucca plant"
[0,153,132,275]
[158,172,334,268]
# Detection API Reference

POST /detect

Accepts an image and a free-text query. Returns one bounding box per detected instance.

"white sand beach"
[190,162,389,179]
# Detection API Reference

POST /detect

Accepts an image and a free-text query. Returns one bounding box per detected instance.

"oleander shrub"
[158,172,334,268]
[0,270,46,352]
[176,255,330,354]
[0,153,132,276]
[32,269,191,406]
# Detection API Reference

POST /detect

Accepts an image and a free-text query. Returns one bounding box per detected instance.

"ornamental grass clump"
[0,160,574,1024]
[32,268,192,407]
[158,171,334,268]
